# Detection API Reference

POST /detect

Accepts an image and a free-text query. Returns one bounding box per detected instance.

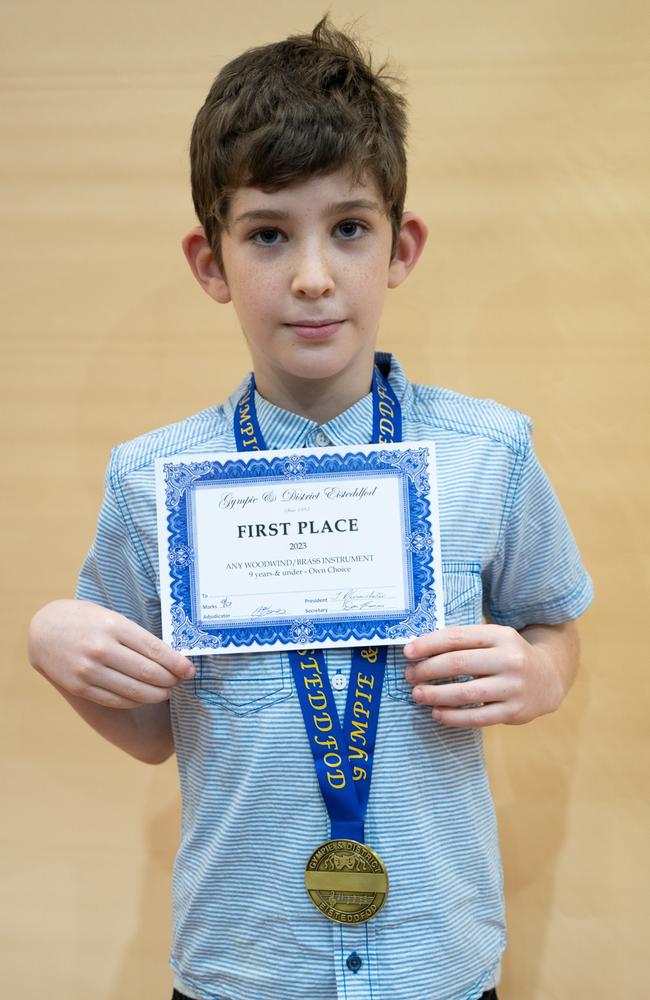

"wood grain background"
[2,1,648,995]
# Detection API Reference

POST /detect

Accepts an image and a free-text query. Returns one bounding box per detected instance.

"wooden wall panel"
[2,1,648,996]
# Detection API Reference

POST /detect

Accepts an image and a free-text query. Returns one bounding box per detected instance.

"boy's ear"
[181,226,231,304]
[387,212,428,289]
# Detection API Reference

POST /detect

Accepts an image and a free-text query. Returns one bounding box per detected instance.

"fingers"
[106,643,190,689]
[403,625,516,661]
[88,668,174,705]
[113,618,195,680]
[409,674,517,729]
[80,631,196,705]
[74,619,195,706]
[83,685,143,710]
[402,624,529,729]
[404,646,505,683]
[30,599,197,710]
[428,703,506,730]
[410,675,508,710]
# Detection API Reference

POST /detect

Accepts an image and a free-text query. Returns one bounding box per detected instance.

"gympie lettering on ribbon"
[233,355,402,844]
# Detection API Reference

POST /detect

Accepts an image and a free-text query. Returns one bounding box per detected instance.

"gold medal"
[304,839,389,924]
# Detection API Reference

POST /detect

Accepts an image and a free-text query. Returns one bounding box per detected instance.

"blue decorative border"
[162,448,439,650]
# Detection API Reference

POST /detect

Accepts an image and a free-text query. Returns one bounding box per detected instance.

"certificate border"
[159,445,441,653]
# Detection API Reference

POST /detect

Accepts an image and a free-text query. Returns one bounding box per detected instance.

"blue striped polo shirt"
[77,356,592,1000]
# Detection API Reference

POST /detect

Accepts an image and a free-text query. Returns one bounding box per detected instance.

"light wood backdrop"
[2,1,648,996]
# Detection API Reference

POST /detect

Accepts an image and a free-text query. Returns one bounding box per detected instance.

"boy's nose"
[291,247,335,299]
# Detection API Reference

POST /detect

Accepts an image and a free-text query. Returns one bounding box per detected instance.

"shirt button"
[331,672,347,691]
[346,952,363,973]
[315,430,330,446]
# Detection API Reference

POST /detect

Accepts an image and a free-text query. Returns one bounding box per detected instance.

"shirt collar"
[225,354,413,450]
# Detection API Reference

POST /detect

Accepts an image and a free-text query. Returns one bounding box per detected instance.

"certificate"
[155,442,444,654]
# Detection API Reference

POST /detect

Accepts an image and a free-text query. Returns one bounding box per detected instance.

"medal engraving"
[304,839,388,924]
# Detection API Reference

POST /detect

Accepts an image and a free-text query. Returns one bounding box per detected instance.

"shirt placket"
[334,922,380,1000]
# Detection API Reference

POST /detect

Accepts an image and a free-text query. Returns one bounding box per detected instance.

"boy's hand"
[403,622,578,728]
[29,599,195,709]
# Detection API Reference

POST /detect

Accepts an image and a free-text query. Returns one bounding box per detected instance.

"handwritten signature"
[335,588,387,611]
[251,605,288,618]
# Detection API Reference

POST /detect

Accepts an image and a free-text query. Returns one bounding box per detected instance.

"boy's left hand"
[403,622,579,728]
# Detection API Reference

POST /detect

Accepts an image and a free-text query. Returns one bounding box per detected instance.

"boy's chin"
[284,343,376,381]
[281,363,372,393]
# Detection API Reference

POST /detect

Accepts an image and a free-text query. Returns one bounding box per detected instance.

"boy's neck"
[253,364,376,426]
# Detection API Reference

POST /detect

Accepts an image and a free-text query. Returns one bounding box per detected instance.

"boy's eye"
[335,220,367,240]
[251,228,284,246]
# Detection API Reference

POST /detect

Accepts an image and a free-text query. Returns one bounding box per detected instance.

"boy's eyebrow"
[233,199,383,225]
[327,198,383,214]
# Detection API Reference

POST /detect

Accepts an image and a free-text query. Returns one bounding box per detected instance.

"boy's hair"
[190,17,408,266]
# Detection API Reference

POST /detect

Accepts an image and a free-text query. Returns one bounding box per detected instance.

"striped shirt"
[77,356,592,1000]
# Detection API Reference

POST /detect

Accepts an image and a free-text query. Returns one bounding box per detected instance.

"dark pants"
[172,991,498,999]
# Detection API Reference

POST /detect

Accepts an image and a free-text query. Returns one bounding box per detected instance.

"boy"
[28,18,592,1000]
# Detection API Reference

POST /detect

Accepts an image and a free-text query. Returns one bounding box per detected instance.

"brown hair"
[190,17,408,266]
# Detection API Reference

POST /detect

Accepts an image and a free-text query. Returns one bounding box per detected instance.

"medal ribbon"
[233,354,401,844]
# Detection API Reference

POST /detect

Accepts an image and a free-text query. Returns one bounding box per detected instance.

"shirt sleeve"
[75,452,162,637]
[483,427,593,630]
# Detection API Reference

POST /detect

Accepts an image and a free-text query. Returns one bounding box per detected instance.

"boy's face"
[188,169,425,411]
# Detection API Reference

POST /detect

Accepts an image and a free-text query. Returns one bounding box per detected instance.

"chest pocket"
[194,652,294,716]
[385,559,483,701]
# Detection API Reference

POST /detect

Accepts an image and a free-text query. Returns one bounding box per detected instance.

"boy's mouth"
[286,319,344,339]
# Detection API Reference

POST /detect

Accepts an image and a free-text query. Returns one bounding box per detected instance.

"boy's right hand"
[28,599,195,709]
